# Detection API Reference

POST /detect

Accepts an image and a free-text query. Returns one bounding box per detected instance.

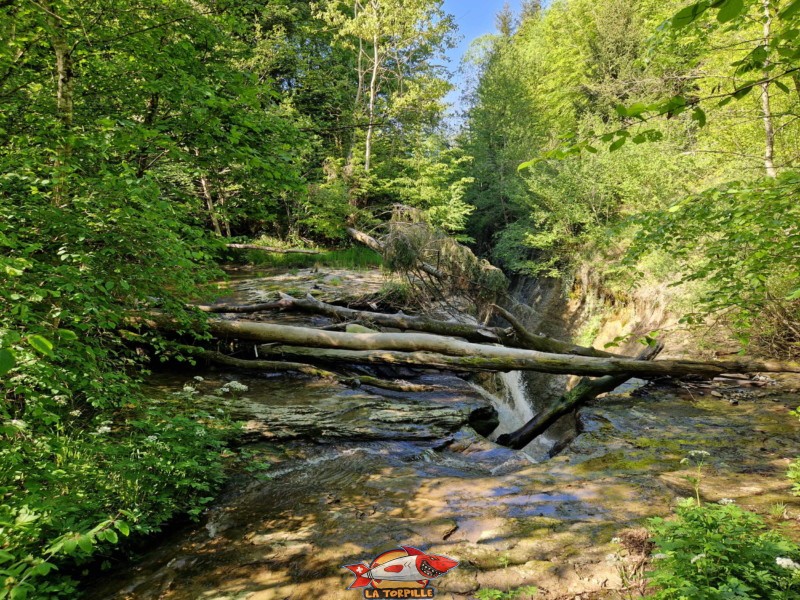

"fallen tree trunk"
[202,350,441,392]
[226,244,321,255]
[194,293,626,357]
[196,318,800,377]
[346,227,445,280]
[490,304,619,358]
[197,293,507,343]
[250,343,800,378]
[496,343,664,450]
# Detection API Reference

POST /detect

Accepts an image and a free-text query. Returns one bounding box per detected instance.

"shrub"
[646,499,800,599]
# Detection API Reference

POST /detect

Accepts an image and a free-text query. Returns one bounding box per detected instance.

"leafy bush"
[646,499,800,599]
[0,397,236,599]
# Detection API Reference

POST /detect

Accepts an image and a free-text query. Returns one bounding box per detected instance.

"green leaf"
[786,288,800,300]
[77,535,93,553]
[774,79,791,93]
[780,0,800,19]
[104,529,119,544]
[27,335,54,358]
[609,137,626,152]
[57,329,78,341]
[692,107,707,127]
[0,349,15,376]
[672,1,710,28]
[717,0,744,23]
[732,84,754,99]
[116,520,131,536]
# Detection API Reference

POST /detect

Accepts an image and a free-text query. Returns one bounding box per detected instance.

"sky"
[440,0,525,117]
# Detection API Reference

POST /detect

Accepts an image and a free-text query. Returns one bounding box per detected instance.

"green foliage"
[0,397,236,598]
[628,173,800,355]
[475,586,538,600]
[646,499,800,599]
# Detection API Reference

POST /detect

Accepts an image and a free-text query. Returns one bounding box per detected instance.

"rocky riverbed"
[82,268,800,600]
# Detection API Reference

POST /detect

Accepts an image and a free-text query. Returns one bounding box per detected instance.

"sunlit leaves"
[26,335,53,358]
[717,0,745,23]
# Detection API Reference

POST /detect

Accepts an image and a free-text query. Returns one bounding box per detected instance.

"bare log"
[202,350,440,392]
[226,244,321,255]
[496,343,664,450]
[250,342,800,378]
[194,293,505,342]
[195,300,288,313]
[491,304,618,358]
[202,350,337,378]
[200,319,800,376]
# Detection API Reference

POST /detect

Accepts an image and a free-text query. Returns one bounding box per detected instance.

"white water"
[471,371,557,459]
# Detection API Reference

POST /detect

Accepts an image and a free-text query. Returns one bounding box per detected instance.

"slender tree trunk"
[761,0,778,177]
[345,0,365,178]
[194,149,223,236]
[42,0,73,206]
[200,174,223,237]
[364,30,380,173]
[136,93,159,177]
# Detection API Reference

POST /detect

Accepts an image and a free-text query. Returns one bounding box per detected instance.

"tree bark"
[203,350,441,392]
[496,343,663,450]
[491,304,620,358]
[42,0,73,206]
[761,0,778,177]
[252,343,799,378]
[195,293,507,343]
[364,28,379,172]
[225,244,321,255]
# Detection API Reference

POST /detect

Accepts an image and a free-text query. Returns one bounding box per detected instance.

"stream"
[83,267,800,600]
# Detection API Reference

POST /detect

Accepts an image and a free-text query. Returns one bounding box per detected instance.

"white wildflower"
[226,381,248,393]
[9,419,27,430]
[145,435,158,443]
[688,450,711,458]
[776,557,800,571]
[611,537,621,544]
[182,385,198,395]
[652,553,668,560]
[95,426,112,434]
[216,408,225,414]
[69,410,81,417]
[54,396,68,406]
[193,376,205,382]
[690,554,706,564]
[195,428,207,438]
[718,498,735,505]
[216,387,229,395]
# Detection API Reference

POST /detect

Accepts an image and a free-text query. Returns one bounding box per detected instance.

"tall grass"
[235,246,383,270]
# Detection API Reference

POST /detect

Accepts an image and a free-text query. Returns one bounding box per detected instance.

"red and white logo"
[343,546,459,597]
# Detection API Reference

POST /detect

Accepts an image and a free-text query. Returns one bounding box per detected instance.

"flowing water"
[82,268,800,600]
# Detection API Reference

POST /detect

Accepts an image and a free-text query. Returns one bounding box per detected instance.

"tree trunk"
[496,343,663,450]
[199,173,223,237]
[42,0,73,206]
[195,293,506,343]
[250,342,799,377]
[364,30,380,173]
[491,304,620,358]
[761,0,778,177]
[345,227,445,279]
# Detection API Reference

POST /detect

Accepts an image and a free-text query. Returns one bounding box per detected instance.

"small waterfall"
[471,371,559,460]
[491,372,535,438]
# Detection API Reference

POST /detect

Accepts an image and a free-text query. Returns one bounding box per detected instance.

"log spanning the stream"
[194,293,621,357]
[194,318,800,378]
[496,343,664,450]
